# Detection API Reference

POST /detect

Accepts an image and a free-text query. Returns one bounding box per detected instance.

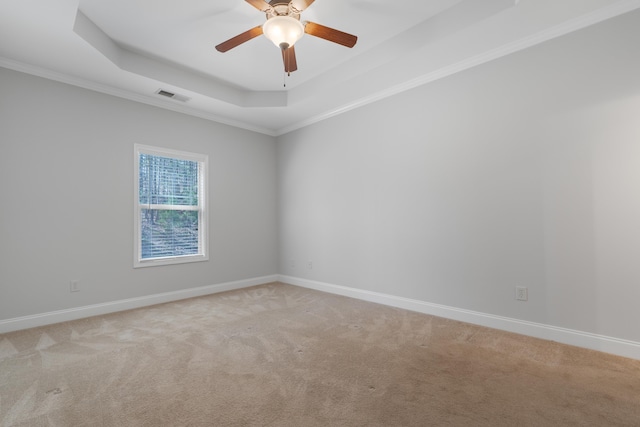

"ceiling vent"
[155,89,190,102]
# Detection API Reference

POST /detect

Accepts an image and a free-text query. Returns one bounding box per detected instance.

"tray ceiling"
[1,0,639,135]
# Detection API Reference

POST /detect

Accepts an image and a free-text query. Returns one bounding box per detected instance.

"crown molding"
[274,0,640,136]
[0,57,278,137]
[3,0,639,138]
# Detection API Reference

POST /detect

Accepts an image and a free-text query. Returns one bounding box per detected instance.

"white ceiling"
[1,0,639,136]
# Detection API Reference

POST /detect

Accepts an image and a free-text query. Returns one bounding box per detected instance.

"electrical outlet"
[307,261,313,270]
[70,280,80,293]
[515,286,528,301]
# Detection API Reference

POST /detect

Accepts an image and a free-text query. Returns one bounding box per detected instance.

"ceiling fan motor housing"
[266,1,301,19]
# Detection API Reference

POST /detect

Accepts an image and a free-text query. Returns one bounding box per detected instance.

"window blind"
[139,153,201,259]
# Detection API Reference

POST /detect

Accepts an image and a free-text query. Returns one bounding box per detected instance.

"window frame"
[133,144,209,268]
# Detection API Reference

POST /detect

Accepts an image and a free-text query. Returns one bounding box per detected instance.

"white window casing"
[134,144,209,268]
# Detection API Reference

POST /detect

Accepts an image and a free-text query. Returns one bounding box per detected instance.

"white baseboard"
[279,275,640,361]
[0,275,278,334]
[4,274,639,360]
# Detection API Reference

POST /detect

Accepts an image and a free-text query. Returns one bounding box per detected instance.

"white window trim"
[133,144,209,268]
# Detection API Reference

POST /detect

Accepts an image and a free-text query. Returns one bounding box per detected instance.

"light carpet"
[1,282,639,426]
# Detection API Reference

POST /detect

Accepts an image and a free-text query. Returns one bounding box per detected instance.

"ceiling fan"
[215,0,358,75]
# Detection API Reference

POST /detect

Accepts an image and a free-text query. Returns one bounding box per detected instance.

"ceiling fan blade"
[245,0,272,12]
[215,26,263,52]
[304,22,357,48]
[291,0,315,12]
[282,46,298,73]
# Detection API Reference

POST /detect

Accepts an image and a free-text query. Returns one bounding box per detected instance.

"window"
[134,144,208,268]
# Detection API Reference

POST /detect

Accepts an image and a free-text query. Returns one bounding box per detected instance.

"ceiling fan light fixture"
[263,16,304,50]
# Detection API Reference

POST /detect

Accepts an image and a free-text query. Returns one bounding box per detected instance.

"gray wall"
[0,68,278,319]
[278,11,640,342]
[2,10,640,346]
